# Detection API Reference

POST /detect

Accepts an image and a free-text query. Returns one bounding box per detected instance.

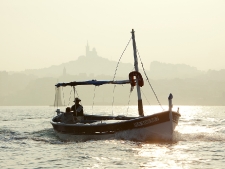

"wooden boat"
[50,29,181,142]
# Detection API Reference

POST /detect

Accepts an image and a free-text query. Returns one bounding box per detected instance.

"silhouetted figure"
[61,107,75,124]
[71,97,84,116]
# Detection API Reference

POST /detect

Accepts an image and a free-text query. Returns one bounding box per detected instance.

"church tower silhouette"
[86,42,98,57]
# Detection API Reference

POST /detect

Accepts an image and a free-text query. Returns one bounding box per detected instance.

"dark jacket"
[71,104,84,116]
[61,112,75,124]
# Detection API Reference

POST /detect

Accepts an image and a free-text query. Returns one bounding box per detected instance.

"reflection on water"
[0,106,225,168]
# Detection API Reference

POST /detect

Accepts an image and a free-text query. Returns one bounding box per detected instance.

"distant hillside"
[2,43,225,106]
[21,55,134,78]
[1,61,225,106]
[149,61,204,79]
[21,57,206,80]
[18,42,206,79]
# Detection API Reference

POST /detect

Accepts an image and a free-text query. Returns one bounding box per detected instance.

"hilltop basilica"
[86,42,98,57]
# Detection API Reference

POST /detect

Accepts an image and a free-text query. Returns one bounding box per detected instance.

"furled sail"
[55,80,130,88]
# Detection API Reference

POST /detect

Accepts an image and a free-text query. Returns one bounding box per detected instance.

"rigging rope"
[141,88,151,105]
[112,37,132,81]
[54,87,57,108]
[57,88,59,107]
[67,87,73,106]
[125,67,135,116]
[92,86,97,115]
[61,87,66,106]
[75,89,80,98]
[111,85,116,115]
[136,49,165,111]
[111,37,132,115]
[126,90,132,116]
[73,86,76,102]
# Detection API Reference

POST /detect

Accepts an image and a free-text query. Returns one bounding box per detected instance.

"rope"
[75,89,80,98]
[111,85,116,116]
[61,87,66,106]
[92,86,97,115]
[126,90,132,116]
[67,87,73,106]
[57,88,59,107]
[141,87,151,105]
[53,87,59,117]
[111,37,132,115]
[136,49,164,111]
[112,37,132,81]
[54,87,57,107]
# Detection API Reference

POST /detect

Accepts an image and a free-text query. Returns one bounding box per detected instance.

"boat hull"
[51,111,180,142]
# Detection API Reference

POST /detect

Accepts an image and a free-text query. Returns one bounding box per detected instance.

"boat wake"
[172,131,225,142]
[3,128,223,144]
[115,130,174,143]
[0,128,63,145]
[117,130,225,144]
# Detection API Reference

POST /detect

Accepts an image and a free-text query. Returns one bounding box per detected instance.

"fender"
[129,71,144,87]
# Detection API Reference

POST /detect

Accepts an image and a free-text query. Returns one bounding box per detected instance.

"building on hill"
[86,42,98,57]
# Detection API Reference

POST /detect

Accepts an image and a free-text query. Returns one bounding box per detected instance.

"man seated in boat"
[71,97,84,121]
[60,107,75,124]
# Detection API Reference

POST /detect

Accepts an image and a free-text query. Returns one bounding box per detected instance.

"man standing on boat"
[71,97,84,116]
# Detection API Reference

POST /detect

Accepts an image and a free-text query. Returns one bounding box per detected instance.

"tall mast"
[131,29,144,116]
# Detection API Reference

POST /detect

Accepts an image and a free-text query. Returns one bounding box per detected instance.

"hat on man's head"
[73,97,81,102]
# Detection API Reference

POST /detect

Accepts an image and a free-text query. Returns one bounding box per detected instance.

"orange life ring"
[129,71,144,87]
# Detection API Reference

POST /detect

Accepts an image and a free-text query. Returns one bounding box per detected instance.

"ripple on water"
[1,106,225,169]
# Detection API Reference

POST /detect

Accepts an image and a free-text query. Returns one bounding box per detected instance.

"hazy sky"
[1,0,225,71]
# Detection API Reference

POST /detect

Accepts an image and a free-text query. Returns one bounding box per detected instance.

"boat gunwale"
[50,111,180,127]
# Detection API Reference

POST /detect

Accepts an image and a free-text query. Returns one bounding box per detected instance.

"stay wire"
[111,37,132,115]
[112,37,132,81]
[67,87,73,106]
[136,48,165,111]
[141,88,151,105]
[57,88,59,107]
[61,87,66,107]
[73,86,76,103]
[54,87,57,108]
[126,90,132,116]
[92,86,97,115]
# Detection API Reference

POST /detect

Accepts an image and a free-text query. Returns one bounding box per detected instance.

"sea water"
[0,106,225,169]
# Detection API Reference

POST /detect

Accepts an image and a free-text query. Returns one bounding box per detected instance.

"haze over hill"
[1,46,225,106]
[19,43,204,81]
[21,43,133,78]
[1,1,225,107]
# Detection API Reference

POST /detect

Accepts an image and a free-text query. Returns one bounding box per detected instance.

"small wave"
[221,119,225,123]
[0,129,29,145]
[30,137,64,144]
[27,128,62,144]
[50,140,65,144]
[30,128,56,138]
[0,128,18,135]
[0,128,60,144]
[31,137,51,142]
[173,131,225,142]
[13,136,28,140]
